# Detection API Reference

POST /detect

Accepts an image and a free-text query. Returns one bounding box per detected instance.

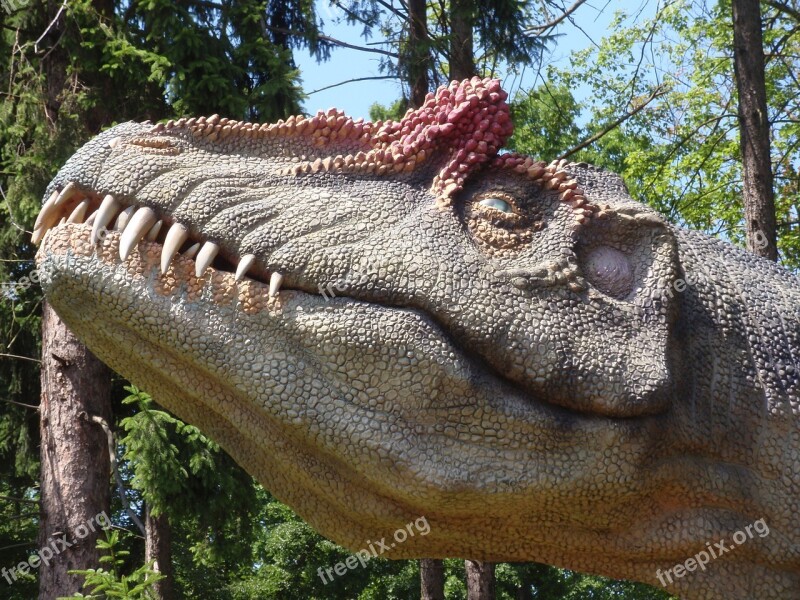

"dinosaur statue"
[32,78,799,599]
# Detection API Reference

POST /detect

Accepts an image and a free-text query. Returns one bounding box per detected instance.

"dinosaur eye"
[478,196,514,213]
[463,189,542,254]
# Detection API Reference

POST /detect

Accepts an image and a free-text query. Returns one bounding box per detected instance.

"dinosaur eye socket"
[478,196,513,213]
[463,189,542,254]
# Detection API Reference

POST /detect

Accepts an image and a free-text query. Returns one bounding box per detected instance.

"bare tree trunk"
[732,0,777,260]
[407,0,432,107]
[38,303,111,599]
[420,558,444,600]
[36,0,114,594]
[465,559,495,600]
[449,0,477,81]
[145,505,174,599]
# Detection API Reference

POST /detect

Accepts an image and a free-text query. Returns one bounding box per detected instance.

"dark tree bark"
[420,558,445,600]
[37,303,111,599]
[465,559,495,600]
[407,0,432,107]
[732,0,777,260]
[449,0,477,81]
[145,505,174,599]
[36,1,114,596]
[516,571,534,600]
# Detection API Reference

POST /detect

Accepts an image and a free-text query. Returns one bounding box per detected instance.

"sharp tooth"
[269,271,283,297]
[235,254,256,282]
[53,182,79,207]
[119,207,157,260]
[183,242,200,260]
[34,190,60,231]
[92,194,121,243]
[114,206,135,231]
[145,220,163,242]
[161,223,189,273]
[31,227,46,244]
[85,211,97,226]
[66,199,90,224]
[195,241,219,277]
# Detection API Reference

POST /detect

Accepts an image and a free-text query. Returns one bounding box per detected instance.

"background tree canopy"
[1,0,793,598]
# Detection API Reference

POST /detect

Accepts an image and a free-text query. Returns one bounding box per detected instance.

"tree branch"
[526,0,589,33]
[0,352,41,363]
[6,512,38,521]
[0,494,39,504]
[558,84,669,160]
[262,24,399,58]
[307,75,400,96]
[374,0,408,20]
[33,0,68,54]
[0,397,38,410]
[764,0,800,23]
[81,412,146,536]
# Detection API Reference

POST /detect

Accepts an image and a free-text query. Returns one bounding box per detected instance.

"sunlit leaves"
[510,0,800,267]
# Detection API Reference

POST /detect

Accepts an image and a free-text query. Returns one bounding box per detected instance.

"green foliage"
[509,0,800,267]
[61,529,164,600]
[334,0,560,95]
[369,98,409,121]
[121,0,312,121]
[118,386,260,595]
[0,484,38,599]
[222,487,419,599]
[496,563,675,599]
[508,82,583,161]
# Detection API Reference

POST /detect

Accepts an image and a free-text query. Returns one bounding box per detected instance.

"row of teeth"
[32,182,284,297]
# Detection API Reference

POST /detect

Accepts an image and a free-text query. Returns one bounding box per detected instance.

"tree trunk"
[465,559,495,600]
[145,505,174,599]
[449,0,477,81]
[516,570,534,600]
[732,0,776,260]
[420,558,444,600]
[407,0,432,107]
[37,303,111,599]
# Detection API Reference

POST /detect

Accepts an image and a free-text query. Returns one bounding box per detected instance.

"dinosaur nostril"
[583,246,634,299]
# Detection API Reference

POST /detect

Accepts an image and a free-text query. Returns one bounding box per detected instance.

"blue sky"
[294,1,654,119]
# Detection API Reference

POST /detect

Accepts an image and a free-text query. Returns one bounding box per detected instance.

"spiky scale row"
[157,108,375,149]
[151,77,514,203]
[490,155,602,226]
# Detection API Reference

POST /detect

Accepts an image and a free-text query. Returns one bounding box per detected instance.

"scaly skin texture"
[33,78,800,599]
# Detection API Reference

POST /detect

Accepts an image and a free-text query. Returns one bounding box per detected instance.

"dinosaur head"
[35,78,688,582]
